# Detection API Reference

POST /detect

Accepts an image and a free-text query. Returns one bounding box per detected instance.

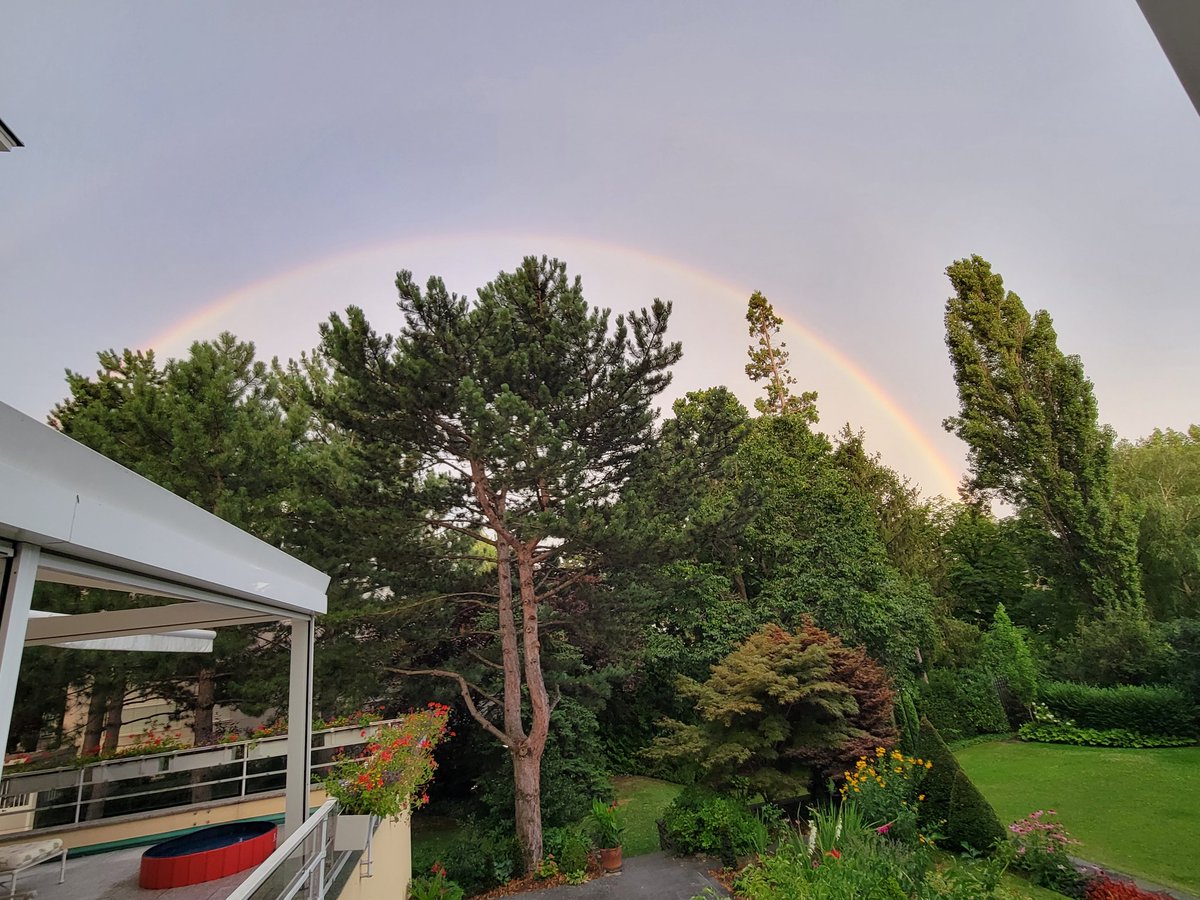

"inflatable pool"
[139,821,277,889]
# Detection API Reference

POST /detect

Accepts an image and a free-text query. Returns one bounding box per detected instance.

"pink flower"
[876,823,892,835]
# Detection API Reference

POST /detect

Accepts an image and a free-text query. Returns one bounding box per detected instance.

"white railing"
[227,799,357,900]
[0,719,399,830]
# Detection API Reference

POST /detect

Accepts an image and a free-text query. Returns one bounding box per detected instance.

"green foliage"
[645,623,866,800]
[745,291,818,420]
[408,869,465,900]
[916,719,1005,853]
[434,825,523,895]
[1007,810,1087,897]
[978,604,1038,725]
[942,255,1142,622]
[1018,722,1194,748]
[941,504,1033,628]
[1038,681,1196,737]
[922,669,1009,743]
[587,798,624,848]
[1113,427,1200,620]
[1162,617,1200,706]
[841,748,931,846]
[1055,607,1173,687]
[659,787,769,866]
[897,689,921,757]
[476,698,612,828]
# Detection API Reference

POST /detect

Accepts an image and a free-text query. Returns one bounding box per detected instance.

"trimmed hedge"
[1018,722,1195,748]
[1039,681,1197,738]
[916,718,1005,853]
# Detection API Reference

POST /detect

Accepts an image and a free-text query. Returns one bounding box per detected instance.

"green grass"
[956,741,1200,895]
[411,812,463,871]
[613,775,684,857]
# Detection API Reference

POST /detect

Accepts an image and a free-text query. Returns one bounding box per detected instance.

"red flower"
[826,849,841,859]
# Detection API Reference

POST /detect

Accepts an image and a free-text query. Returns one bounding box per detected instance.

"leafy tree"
[745,291,817,420]
[941,503,1033,627]
[314,256,680,870]
[942,255,1142,623]
[1114,427,1200,620]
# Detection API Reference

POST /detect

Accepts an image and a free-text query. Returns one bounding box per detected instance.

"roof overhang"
[1138,0,1200,117]
[0,402,329,617]
[0,118,21,151]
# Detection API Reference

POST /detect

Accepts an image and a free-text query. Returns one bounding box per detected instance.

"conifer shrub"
[915,718,1005,853]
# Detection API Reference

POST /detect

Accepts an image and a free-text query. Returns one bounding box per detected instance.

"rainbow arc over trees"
[144,234,960,496]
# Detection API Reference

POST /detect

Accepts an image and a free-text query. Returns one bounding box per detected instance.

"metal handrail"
[225,798,338,900]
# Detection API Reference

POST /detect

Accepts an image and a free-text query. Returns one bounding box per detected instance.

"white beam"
[284,616,315,837]
[23,602,278,646]
[0,544,39,780]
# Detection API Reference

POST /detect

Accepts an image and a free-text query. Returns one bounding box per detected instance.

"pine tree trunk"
[101,680,125,753]
[193,667,217,745]
[512,741,545,870]
[81,686,106,756]
[191,667,217,802]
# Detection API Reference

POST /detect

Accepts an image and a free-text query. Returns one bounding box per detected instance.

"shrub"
[1018,721,1195,748]
[1056,607,1172,687]
[1008,810,1088,897]
[408,866,465,900]
[556,827,591,879]
[1162,617,1200,706]
[435,825,522,895]
[1085,875,1174,899]
[922,669,1009,743]
[659,787,769,866]
[1039,681,1197,737]
[978,603,1038,725]
[897,688,921,756]
[915,718,1005,853]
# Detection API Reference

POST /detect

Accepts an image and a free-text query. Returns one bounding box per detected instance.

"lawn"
[956,741,1200,895]
[613,775,684,856]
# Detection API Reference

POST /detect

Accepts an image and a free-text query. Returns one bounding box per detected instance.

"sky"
[2,1,1198,499]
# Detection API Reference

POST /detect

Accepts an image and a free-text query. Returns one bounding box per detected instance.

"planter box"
[334,813,376,851]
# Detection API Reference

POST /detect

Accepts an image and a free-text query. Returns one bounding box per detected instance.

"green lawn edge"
[956,740,1200,895]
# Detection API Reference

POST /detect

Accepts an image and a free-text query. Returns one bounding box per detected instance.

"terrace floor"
[15,846,249,900]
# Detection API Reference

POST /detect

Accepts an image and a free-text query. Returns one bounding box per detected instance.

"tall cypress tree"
[316,256,681,870]
[942,255,1142,620]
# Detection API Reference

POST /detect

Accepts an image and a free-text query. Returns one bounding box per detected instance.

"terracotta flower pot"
[599,845,622,872]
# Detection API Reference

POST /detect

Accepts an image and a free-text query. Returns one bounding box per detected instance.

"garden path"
[522,852,727,899]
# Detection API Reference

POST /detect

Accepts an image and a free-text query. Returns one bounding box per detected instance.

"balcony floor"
[16,846,249,900]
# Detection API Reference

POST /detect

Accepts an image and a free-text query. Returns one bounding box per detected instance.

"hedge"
[1039,681,1197,738]
[1017,722,1196,748]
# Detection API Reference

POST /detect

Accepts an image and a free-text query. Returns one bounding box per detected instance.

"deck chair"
[0,839,66,898]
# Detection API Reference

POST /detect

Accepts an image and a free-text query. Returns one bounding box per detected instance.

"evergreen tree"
[315,256,680,870]
[50,335,302,743]
[942,255,1142,621]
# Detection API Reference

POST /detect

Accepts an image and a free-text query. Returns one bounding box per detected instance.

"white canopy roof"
[0,401,328,618]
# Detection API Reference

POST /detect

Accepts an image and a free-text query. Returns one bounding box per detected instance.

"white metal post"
[0,543,39,783]
[284,615,315,838]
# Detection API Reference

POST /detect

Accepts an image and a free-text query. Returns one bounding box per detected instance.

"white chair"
[0,839,67,898]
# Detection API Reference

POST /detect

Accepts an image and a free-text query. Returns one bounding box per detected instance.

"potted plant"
[322,704,450,851]
[587,799,625,872]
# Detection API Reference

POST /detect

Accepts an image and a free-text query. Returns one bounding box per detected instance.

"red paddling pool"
[139,821,277,889]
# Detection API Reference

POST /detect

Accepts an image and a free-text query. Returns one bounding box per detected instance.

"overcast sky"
[2,1,1197,498]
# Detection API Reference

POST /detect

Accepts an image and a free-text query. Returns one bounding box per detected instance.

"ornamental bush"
[840,747,931,845]
[658,787,769,866]
[1039,681,1197,737]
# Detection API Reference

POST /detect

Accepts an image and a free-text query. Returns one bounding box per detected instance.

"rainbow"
[145,233,961,496]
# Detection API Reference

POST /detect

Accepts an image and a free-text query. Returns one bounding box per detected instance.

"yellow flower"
[925,761,932,769]
[918,794,925,801]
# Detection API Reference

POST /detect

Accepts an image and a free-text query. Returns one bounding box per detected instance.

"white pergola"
[0,401,329,836]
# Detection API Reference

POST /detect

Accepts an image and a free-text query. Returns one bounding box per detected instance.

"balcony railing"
[0,719,401,831]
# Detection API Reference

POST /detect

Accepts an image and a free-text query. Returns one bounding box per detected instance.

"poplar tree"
[942,256,1142,618]
[316,256,680,870]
